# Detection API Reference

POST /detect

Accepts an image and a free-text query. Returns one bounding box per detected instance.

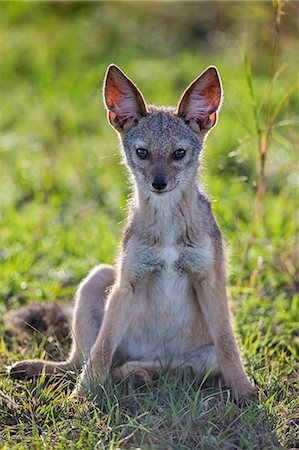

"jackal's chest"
[130,240,213,281]
[148,245,187,305]
[119,245,201,360]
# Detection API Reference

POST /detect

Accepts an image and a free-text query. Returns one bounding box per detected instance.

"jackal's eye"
[136,148,149,160]
[173,149,186,160]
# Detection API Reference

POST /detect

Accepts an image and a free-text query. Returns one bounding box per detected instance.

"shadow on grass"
[0,368,282,450]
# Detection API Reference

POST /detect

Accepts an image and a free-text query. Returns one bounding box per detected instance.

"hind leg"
[68,264,115,367]
[111,345,219,381]
[9,264,115,379]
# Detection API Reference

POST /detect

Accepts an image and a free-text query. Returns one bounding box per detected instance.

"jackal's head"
[103,65,222,195]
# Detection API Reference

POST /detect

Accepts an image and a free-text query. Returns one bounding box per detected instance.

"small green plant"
[243,0,298,228]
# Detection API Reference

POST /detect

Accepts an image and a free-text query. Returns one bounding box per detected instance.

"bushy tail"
[5,301,73,340]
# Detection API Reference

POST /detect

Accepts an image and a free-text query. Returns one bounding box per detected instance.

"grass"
[0,2,298,449]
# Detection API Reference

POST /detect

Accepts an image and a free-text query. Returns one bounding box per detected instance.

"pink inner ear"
[177,67,222,131]
[186,91,213,121]
[104,66,147,131]
[188,83,220,120]
[108,109,137,130]
[106,80,136,119]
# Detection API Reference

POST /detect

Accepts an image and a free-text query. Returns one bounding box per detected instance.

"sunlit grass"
[0,2,298,449]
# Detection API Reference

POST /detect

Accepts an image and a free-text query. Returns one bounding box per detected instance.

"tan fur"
[9,65,256,400]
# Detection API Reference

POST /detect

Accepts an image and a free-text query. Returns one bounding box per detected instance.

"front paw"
[68,367,108,402]
[231,379,257,401]
[112,366,152,385]
[68,383,87,403]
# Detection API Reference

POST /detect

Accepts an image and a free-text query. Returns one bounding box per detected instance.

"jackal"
[9,65,256,400]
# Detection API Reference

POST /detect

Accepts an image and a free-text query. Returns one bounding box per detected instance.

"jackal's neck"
[132,182,200,244]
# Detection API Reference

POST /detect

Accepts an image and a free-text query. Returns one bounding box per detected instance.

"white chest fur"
[120,243,200,360]
[150,246,185,308]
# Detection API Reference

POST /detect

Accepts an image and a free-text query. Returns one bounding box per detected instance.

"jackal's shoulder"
[197,190,222,243]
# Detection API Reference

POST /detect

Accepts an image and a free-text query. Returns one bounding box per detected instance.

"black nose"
[152,178,167,191]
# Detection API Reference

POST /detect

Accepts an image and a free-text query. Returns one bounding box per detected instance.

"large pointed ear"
[176,66,223,135]
[103,64,148,133]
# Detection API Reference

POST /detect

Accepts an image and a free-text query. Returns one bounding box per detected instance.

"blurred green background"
[0,2,298,448]
[0,1,297,305]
